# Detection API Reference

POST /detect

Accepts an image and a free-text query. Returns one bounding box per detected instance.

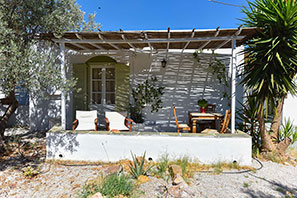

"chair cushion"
[75,110,97,131]
[106,112,129,131]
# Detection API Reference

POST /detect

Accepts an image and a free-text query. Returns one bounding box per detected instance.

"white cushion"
[105,112,129,131]
[75,110,97,131]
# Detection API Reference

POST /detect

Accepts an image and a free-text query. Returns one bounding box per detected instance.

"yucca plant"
[236,96,262,153]
[129,152,153,179]
[280,118,297,144]
[241,0,297,155]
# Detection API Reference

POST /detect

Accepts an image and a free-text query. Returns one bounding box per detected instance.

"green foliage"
[0,0,100,98]
[130,76,164,122]
[193,51,230,102]
[153,154,169,179]
[237,96,261,152]
[100,174,134,198]
[22,165,40,178]
[243,182,250,188]
[129,105,144,123]
[129,152,153,179]
[280,118,297,144]
[241,0,297,109]
[197,99,208,108]
[79,174,134,198]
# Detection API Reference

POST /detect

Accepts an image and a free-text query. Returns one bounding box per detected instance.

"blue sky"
[76,0,250,31]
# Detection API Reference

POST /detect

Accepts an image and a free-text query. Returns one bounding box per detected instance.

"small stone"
[103,165,123,176]
[88,192,104,198]
[172,174,185,185]
[136,175,151,185]
[168,165,183,179]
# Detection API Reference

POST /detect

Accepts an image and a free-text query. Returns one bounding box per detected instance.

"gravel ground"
[0,128,296,198]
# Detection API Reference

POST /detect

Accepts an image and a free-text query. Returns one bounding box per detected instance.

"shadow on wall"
[46,132,79,158]
[0,105,29,127]
[132,52,235,132]
[29,96,61,132]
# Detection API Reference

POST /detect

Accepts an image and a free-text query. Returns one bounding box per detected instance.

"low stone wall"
[46,129,252,166]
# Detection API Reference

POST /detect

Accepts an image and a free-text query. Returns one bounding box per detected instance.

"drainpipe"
[231,40,237,133]
[60,42,66,130]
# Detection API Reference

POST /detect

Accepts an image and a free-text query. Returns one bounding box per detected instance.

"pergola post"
[60,42,66,130]
[231,39,237,133]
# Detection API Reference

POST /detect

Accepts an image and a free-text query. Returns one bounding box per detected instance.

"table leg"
[192,120,197,133]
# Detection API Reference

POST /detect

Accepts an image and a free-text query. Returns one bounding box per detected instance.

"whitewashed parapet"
[46,131,252,166]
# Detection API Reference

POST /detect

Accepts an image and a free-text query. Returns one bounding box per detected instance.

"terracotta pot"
[200,107,206,113]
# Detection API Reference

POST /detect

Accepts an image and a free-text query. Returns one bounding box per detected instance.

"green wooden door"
[115,63,130,112]
[73,63,89,113]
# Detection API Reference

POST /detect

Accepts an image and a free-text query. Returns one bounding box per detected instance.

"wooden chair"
[206,104,216,113]
[73,110,98,131]
[173,105,191,133]
[220,109,231,133]
[105,112,134,132]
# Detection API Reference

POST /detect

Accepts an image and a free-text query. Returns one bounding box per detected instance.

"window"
[91,65,115,105]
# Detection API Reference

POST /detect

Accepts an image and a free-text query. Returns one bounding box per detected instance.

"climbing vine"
[193,51,231,102]
[130,77,165,123]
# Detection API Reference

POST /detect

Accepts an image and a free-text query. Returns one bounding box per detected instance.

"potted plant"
[197,99,208,113]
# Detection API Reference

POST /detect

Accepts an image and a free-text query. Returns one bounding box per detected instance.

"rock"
[88,192,104,198]
[168,165,183,179]
[103,165,123,176]
[172,174,195,197]
[172,174,184,185]
[136,175,151,185]
[201,129,219,134]
[117,159,132,172]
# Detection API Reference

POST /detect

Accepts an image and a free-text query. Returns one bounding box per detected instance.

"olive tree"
[0,0,100,151]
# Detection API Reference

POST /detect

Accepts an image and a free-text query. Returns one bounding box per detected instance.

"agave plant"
[129,152,153,179]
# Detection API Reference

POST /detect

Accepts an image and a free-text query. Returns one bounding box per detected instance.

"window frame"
[89,63,115,105]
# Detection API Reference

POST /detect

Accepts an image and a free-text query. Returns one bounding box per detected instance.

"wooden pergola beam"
[198,27,220,50]
[97,33,120,50]
[181,28,195,53]
[144,32,153,52]
[75,33,102,50]
[215,25,243,50]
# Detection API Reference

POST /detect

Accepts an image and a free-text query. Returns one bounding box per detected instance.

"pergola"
[45,26,258,132]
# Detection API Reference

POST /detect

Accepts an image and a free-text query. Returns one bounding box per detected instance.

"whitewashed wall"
[283,94,297,126]
[130,49,244,132]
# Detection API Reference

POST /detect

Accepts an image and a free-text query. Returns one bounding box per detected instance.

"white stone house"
[2,27,259,132]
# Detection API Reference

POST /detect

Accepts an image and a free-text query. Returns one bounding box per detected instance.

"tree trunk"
[270,96,286,142]
[0,91,19,152]
[277,137,291,156]
[258,104,275,152]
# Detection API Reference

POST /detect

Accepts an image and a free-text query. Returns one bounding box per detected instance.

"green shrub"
[100,174,134,198]
[22,166,40,178]
[79,173,134,198]
[129,152,153,179]
[153,154,169,179]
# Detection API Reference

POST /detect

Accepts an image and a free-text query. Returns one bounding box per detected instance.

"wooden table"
[188,112,223,133]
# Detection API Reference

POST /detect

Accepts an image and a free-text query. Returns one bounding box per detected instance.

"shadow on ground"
[0,130,46,171]
[241,172,297,197]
